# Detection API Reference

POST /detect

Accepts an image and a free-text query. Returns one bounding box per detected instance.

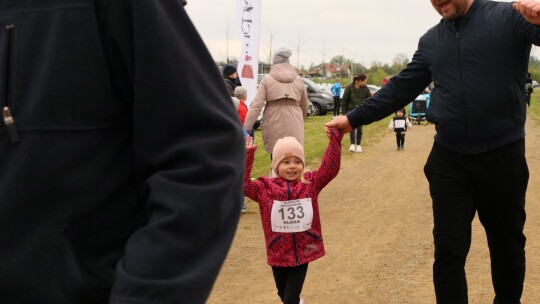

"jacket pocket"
[60,225,110,299]
[304,230,322,241]
[0,4,124,130]
[267,235,283,249]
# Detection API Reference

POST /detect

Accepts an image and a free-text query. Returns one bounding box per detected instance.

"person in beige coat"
[244,47,309,157]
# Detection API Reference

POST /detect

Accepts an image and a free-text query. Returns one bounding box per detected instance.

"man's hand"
[514,0,540,25]
[324,115,353,137]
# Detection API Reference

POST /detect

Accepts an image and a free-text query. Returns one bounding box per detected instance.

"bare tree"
[224,22,231,63]
[392,52,409,66]
[263,29,276,65]
[350,51,358,79]
[319,40,330,77]
[294,30,307,71]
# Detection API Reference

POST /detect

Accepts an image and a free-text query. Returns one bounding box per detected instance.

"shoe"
[299,298,305,304]
[355,145,362,153]
[349,144,355,152]
[241,207,247,213]
[401,146,404,151]
[397,146,400,151]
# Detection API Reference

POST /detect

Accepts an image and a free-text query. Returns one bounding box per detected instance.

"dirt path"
[208,115,540,304]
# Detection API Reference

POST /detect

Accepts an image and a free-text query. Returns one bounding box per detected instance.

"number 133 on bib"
[271,198,314,233]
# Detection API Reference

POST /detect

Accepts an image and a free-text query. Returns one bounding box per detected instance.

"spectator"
[243,47,308,161]
[341,74,371,153]
[526,72,533,109]
[381,76,390,86]
[223,63,242,96]
[0,1,244,303]
[330,78,342,117]
[326,0,540,302]
[233,86,250,213]
[234,86,249,125]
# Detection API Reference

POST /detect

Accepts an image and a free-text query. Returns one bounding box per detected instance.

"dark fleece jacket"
[0,1,244,303]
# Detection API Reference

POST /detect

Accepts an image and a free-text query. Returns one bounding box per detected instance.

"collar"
[442,0,485,28]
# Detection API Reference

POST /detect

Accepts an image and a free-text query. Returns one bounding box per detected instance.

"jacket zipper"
[1,24,19,143]
[287,182,301,266]
[454,23,469,150]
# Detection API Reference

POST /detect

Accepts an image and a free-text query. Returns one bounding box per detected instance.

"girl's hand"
[326,127,343,141]
[245,136,257,150]
[325,115,353,136]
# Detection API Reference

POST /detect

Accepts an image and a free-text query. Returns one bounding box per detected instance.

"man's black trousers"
[424,140,528,304]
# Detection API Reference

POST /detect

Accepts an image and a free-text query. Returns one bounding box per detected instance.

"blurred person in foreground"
[0,1,243,303]
[326,0,540,302]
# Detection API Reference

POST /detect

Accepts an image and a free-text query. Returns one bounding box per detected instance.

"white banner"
[236,0,260,107]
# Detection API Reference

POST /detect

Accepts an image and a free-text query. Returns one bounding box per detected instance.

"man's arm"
[326,49,431,135]
[345,49,431,129]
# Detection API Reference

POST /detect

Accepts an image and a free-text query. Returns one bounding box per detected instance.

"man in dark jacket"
[223,63,242,96]
[0,1,243,303]
[326,0,540,303]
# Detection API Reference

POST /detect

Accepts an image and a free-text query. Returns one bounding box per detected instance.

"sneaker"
[349,144,355,152]
[355,145,363,153]
[241,207,247,213]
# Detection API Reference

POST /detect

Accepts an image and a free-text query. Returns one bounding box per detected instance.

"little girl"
[244,129,343,304]
[388,108,412,151]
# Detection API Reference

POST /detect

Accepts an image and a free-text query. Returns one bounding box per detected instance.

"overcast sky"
[185,0,527,68]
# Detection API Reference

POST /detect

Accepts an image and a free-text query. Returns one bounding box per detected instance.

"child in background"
[233,86,250,213]
[244,129,343,304]
[388,108,412,151]
[234,86,249,124]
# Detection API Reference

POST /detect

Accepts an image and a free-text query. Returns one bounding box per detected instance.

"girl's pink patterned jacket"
[244,130,342,266]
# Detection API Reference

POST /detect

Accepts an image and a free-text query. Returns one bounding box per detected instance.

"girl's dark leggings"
[271,263,309,304]
[396,132,405,147]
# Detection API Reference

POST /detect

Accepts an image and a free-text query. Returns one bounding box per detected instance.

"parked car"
[367,84,381,96]
[253,101,314,131]
[302,77,334,115]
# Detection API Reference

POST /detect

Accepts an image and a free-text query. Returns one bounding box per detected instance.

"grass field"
[249,114,390,178]
[249,89,540,178]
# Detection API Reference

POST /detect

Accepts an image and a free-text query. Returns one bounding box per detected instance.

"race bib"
[271,198,314,233]
[394,120,406,129]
